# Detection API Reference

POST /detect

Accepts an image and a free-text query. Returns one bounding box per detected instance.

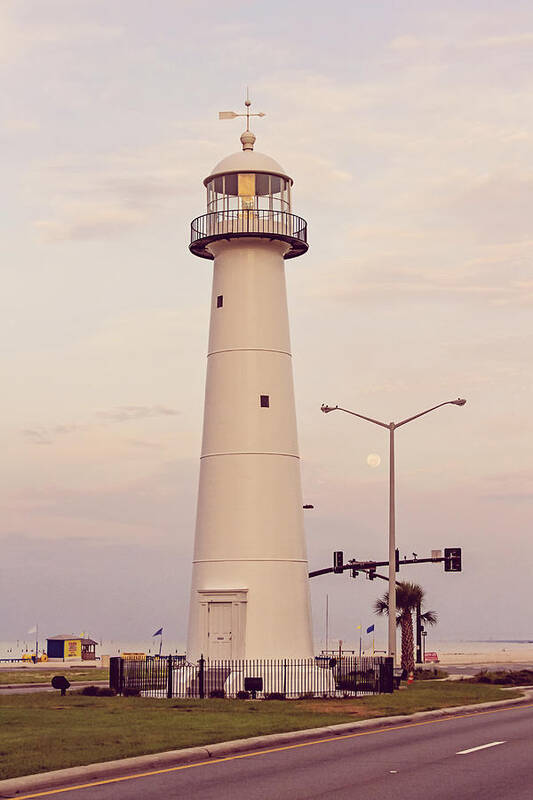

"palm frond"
[421,610,437,626]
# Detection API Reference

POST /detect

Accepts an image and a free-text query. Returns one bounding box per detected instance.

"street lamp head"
[321,404,338,414]
[451,398,467,406]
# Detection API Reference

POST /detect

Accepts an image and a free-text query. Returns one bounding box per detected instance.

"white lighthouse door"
[208,602,233,659]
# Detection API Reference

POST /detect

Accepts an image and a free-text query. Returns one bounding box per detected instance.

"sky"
[1,0,532,648]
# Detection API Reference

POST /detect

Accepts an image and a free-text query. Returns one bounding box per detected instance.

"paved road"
[11,702,533,800]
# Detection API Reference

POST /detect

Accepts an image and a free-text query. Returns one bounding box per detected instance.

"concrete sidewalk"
[1,689,532,798]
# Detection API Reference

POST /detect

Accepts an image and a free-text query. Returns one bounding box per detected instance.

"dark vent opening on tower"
[217,295,223,308]
[260,395,270,408]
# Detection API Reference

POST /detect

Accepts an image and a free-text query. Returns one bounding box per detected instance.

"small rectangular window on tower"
[216,295,223,308]
[260,395,270,408]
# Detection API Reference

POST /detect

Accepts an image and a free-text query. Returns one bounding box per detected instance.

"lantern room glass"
[206,173,291,214]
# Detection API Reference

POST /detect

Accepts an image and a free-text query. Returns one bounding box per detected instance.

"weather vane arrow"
[219,88,265,131]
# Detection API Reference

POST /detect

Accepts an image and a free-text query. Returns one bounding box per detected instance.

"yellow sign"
[64,639,81,659]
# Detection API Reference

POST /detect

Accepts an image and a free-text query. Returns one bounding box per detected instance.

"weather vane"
[219,88,265,148]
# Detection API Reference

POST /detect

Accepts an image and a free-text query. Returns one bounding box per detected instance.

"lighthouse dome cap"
[204,149,293,186]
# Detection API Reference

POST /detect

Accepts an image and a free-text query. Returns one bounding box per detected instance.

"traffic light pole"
[308,552,450,579]
[310,549,461,666]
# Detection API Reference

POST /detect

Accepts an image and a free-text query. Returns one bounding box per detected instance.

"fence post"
[198,654,205,699]
[109,657,121,694]
[166,655,173,699]
[380,657,394,694]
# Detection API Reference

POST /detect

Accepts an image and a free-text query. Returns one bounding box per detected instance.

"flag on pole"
[366,624,375,634]
[28,626,37,634]
[153,628,163,637]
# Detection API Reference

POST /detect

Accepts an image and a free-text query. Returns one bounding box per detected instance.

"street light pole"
[388,423,396,667]
[321,398,466,666]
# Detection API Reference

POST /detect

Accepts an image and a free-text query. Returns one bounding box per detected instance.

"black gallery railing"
[190,210,308,259]
[110,655,393,699]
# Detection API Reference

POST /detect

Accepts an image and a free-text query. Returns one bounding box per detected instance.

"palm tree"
[374,581,437,674]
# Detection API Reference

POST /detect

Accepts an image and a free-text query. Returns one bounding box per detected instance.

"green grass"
[0,668,109,685]
[0,682,523,781]
[348,680,522,716]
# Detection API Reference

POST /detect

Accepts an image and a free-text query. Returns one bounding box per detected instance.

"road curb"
[1,690,532,797]
[0,682,109,691]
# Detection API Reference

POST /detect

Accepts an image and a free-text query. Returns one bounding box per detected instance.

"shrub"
[97,687,116,697]
[265,692,286,700]
[236,691,250,700]
[468,669,533,686]
[80,686,99,696]
[209,689,225,698]
[123,687,141,697]
[414,667,449,680]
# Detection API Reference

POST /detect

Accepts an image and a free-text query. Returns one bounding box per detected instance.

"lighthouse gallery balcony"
[190,209,308,260]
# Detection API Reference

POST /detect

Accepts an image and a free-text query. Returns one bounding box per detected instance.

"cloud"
[438,174,533,245]
[2,117,39,133]
[472,33,533,49]
[482,471,533,502]
[21,428,52,445]
[96,405,179,423]
[389,35,422,50]
[0,5,123,64]
[388,32,533,55]
[6,458,196,533]
[31,139,210,242]
[21,406,179,445]
[34,205,148,242]
[261,68,533,308]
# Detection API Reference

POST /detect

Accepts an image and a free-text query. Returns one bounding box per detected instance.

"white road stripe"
[456,741,506,755]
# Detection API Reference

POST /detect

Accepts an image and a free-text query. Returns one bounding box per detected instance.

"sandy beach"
[3,640,533,669]
[429,642,533,666]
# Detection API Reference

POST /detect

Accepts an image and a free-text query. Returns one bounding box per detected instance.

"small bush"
[468,669,533,686]
[123,687,141,697]
[414,667,449,680]
[236,691,250,700]
[265,692,286,700]
[97,687,116,697]
[80,686,99,696]
[209,689,225,699]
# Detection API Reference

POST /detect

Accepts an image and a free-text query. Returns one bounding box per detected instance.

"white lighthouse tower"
[186,100,313,662]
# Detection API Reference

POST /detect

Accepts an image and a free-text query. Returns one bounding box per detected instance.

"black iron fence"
[189,210,308,259]
[110,655,393,699]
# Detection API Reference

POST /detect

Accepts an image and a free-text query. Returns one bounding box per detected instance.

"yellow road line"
[12,702,533,799]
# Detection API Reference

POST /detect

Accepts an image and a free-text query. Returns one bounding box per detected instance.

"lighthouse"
[186,100,313,662]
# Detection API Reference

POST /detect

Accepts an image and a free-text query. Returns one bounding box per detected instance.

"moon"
[366,453,381,468]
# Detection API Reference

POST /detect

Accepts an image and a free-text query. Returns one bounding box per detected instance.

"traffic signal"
[367,566,376,580]
[444,547,462,572]
[333,551,344,574]
[395,548,400,572]
[351,567,359,578]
